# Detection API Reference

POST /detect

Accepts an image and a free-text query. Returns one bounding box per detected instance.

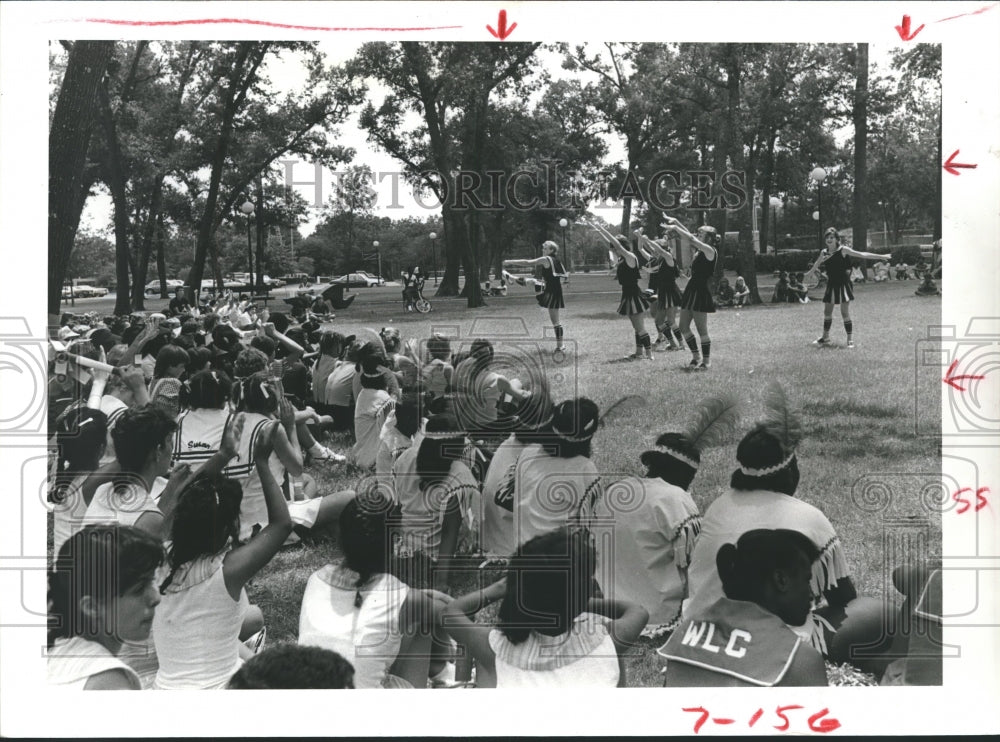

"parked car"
[69,285,109,298]
[280,272,312,285]
[355,271,385,286]
[144,279,185,295]
[330,272,382,288]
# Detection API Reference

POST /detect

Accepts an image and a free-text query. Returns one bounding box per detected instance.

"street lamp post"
[558,218,569,282]
[373,240,381,283]
[809,167,827,244]
[429,232,438,285]
[768,197,781,256]
[239,199,255,292]
[877,200,889,249]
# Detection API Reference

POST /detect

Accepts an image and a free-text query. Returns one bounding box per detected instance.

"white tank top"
[298,563,409,689]
[153,554,249,689]
[228,412,284,541]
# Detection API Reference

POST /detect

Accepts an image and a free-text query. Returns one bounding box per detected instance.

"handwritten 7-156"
[682,705,841,734]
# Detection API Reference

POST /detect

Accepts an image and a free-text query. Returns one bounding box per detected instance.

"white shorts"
[288,498,322,529]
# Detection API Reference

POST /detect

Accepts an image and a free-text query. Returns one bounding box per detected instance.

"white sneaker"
[310,446,347,464]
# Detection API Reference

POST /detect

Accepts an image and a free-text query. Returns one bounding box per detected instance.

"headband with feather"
[738,381,802,475]
[655,393,741,468]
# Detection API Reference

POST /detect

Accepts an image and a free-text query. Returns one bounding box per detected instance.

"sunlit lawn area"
[243,275,942,686]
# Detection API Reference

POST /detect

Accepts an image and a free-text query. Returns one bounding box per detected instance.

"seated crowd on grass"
[46,298,939,690]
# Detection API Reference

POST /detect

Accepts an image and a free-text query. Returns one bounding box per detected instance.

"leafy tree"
[353,41,542,307]
[49,40,115,316]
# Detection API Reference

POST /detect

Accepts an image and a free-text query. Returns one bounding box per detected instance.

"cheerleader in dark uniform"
[638,234,683,351]
[805,227,884,348]
[588,220,654,360]
[666,220,718,371]
[503,240,568,354]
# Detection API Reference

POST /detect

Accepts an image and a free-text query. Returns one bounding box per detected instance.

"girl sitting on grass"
[392,414,480,591]
[443,527,649,687]
[298,492,456,688]
[48,525,164,690]
[152,423,290,689]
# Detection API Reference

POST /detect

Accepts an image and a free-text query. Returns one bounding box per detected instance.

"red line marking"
[77,17,463,32]
[936,3,998,23]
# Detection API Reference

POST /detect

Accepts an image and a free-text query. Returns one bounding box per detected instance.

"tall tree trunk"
[48,41,115,317]
[155,212,167,305]
[852,43,870,277]
[99,68,134,316]
[187,43,255,300]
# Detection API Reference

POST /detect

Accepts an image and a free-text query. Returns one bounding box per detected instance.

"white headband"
[551,416,597,442]
[658,445,699,470]
[738,450,796,476]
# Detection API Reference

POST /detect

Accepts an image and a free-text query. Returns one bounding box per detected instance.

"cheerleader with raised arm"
[586,220,654,361]
[806,227,885,349]
[503,240,569,355]
[638,233,684,350]
[665,219,718,371]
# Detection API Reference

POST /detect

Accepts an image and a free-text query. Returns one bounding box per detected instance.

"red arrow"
[895,14,926,40]
[487,9,517,40]
[942,359,986,392]
[943,149,978,176]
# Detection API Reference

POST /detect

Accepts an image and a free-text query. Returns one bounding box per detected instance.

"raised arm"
[223,422,293,598]
[666,224,716,261]
[842,246,886,262]
[503,256,549,268]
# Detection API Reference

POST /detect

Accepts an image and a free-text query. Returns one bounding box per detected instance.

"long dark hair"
[159,475,244,593]
[48,525,164,647]
[497,527,596,644]
[51,407,108,504]
[338,490,396,606]
[232,371,278,416]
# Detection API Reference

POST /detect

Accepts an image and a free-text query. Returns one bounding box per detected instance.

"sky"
[77,42,900,240]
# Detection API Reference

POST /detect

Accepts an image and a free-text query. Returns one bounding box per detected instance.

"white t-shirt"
[479,435,527,558]
[47,636,141,690]
[488,612,619,688]
[453,358,501,428]
[392,450,479,560]
[324,362,355,407]
[353,389,393,470]
[512,444,603,547]
[50,474,88,557]
[374,412,415,503]
[603,476,701,625]
[84,478,166,532]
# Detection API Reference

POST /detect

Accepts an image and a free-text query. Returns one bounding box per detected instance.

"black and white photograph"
[1,1,998,737]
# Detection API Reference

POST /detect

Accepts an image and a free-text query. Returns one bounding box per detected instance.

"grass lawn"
[243,274,943,687]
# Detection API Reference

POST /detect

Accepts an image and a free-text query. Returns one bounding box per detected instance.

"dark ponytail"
[160,475,243,593]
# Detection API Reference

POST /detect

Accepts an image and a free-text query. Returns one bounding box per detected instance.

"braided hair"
[339,490,396,608]
[159,474,244,593]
